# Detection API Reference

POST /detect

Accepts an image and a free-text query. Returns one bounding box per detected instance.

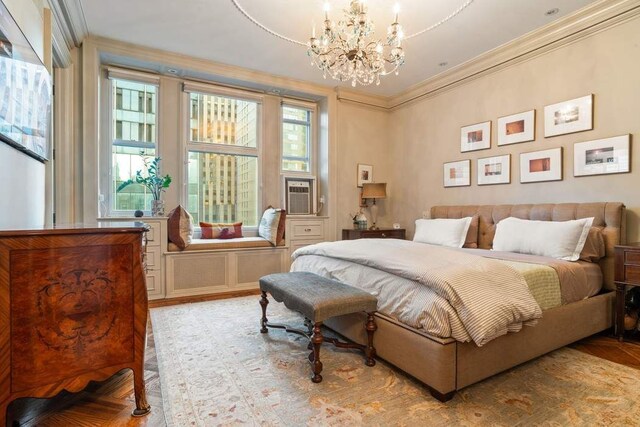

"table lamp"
[361,183,387,230]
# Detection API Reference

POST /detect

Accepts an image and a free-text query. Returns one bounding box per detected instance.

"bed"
[290,202,625,401]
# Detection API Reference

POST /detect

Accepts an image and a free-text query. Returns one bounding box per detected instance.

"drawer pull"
[381,233,387,238]
[305,228,312,232]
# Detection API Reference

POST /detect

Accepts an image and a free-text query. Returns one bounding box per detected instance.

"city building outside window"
[282,105,313,173]
[186,91,259,227]
[111,79,157,213]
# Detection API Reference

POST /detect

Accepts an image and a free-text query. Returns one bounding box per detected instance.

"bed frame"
[325,202,625,401]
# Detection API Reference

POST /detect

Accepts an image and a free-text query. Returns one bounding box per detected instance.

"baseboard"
[149,288,261,308]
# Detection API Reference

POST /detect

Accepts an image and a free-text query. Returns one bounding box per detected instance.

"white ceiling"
[78,0,598,96]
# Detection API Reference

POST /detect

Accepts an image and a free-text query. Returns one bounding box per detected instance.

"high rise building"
[187,94,258,226]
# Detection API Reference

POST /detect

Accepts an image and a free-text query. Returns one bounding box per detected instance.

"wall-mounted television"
[0,1,52,162]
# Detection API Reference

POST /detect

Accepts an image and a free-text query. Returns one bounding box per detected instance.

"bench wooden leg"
[365,312,377,367]
[259,291,269,333]
[310,322,324,383]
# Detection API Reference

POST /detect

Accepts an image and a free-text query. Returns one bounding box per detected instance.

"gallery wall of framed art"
[444,92,632,188]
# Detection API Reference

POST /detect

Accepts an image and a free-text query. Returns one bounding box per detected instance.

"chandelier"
[307,1,405,87]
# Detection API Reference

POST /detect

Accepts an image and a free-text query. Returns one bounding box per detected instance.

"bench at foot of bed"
[258,272,378,383]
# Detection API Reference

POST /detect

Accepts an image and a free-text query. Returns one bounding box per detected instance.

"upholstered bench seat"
[258,272,378,383]
[168,237,285,252]
[260,272,377,321]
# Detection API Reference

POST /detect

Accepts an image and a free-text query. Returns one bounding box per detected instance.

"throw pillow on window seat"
[258,207,287,246]
[200,222,243,239]
[167,205,194,250]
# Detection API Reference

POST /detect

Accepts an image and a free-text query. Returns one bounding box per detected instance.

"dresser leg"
[131,367,151,417]
[1,399,9,427]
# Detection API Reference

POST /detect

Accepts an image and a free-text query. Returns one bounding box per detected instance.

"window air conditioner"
[283,176,317,215]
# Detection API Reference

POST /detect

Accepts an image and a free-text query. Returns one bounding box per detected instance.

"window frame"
[280,99,317,177]
[100,68,161,217]
[181,83,264,231]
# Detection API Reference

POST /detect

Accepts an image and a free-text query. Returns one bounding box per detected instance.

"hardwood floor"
[8,326,166,427]
[6,301,640,426]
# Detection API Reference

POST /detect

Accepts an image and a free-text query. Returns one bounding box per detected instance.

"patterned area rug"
[150,296,640,426]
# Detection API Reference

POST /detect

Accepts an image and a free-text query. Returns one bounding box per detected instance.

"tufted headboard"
[431,202,626,291]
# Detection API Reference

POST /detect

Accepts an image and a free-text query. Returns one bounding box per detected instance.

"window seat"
[167,237,285,252]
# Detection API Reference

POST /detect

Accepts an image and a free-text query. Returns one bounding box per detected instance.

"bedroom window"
[110,78,158,213]
[282,103,314,173]
[185,90,260,226]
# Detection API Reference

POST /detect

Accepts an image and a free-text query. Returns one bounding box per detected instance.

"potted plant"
[117,154,172,216]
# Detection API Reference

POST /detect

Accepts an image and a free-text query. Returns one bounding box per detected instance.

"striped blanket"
[292,239,543,346]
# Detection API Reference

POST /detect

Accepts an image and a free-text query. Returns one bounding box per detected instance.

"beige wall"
[336,101,393,231]
[389,16,640,242]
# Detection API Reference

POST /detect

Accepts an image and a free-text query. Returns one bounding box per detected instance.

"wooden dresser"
[0,223,151,425]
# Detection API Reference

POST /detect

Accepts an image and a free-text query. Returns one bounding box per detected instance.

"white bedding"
[291,239,543,346]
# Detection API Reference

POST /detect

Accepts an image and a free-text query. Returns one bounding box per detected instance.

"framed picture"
[443,160,471,187]
[574,135,630,177]
[497,110,535,146]
[520,147,563,183]
[477,154,510,185]
[460,121,491,152]
[357,163,373,187]
[544,94,593,137]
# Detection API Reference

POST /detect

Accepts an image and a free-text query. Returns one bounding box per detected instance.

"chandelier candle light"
[308,1,405,87]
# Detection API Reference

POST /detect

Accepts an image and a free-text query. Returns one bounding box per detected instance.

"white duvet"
[291,239,543,346]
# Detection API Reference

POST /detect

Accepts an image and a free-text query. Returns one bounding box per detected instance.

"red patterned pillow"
[199,222,243,239]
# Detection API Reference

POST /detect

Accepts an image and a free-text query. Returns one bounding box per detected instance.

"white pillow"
[413,217,473,248]
[492,217,594,261]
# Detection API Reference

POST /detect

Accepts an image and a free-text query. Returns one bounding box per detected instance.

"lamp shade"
[361,183,387,199]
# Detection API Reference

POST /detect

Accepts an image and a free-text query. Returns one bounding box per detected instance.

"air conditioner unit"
[283,176,317,215]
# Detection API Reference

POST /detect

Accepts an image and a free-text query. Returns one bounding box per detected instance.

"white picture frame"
[443,160,471,187]
[497,110,535,146]
[477,154,510,185]
[544,95,593,138]
[460,121,491,152]
[520,147,563,183]
[357,163,373,187]
[574,135,630,177]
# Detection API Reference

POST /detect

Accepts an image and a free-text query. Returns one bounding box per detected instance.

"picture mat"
[477,155,510,185]
[498,110,535,146]
[544,95,593,137]
[357,163,373,187]
[460,121,491,152]
[574,135,630,177]
[443,160,471,187]
[520,147,562,183]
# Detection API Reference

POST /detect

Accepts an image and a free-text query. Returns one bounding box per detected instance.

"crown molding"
[335,88,390,110]
[388,0,640,110]
[87,35,337,98]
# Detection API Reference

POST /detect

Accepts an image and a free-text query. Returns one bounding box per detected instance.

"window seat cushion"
[168,237,284,252]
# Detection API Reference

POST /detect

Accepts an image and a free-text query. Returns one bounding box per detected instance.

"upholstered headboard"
[431,203,626,290]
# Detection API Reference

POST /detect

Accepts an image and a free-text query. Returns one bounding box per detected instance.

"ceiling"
[77,0,598,97]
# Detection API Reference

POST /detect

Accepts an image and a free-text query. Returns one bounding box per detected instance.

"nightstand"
[614,243,640,341]
[342,228,406,240]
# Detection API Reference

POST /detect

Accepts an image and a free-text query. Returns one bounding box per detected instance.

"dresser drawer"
[144,221,162,247]
[291,221,324,239]
[625,265,640,284]
[625,251,640,266]
[144,246,162,270]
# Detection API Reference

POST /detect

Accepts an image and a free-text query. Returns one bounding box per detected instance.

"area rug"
[150,296,640,426]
